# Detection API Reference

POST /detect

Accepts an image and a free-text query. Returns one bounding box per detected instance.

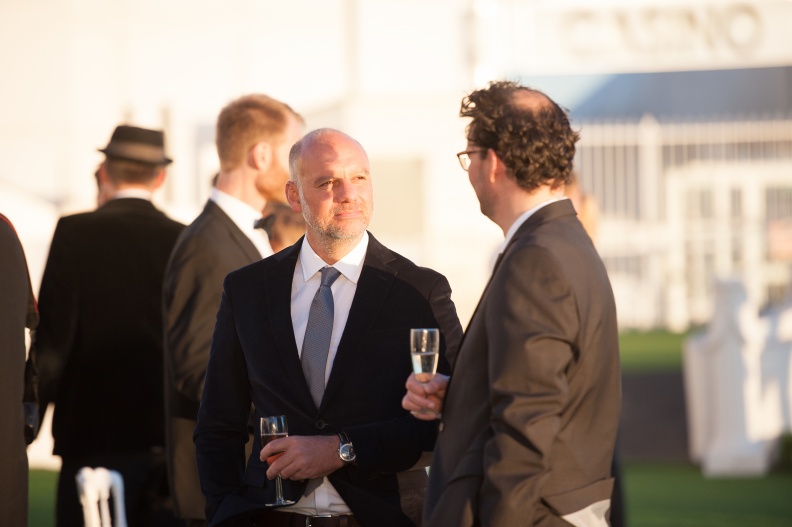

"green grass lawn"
[619,329,688,373]
[29,469,57,527]
[623,463,792,527]
[30,463,792,527]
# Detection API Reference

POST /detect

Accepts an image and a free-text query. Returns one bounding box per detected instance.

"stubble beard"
[301,197,372,256]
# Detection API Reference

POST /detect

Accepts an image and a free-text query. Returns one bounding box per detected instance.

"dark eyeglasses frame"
[456,149,488,171]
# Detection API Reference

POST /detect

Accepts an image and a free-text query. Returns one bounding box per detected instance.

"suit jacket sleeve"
[164,235,226,408]
[34,219,79,410]
[194,277,252,521]
[344,272,462,478]
[479,245,577,526]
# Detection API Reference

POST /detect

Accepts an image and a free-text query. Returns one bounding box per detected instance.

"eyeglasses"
[456,149,487,171]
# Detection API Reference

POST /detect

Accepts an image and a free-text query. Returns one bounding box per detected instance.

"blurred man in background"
[163,94,303,526]
[34,125,184,527]
[0,213,38,527]
[258,200,307,252]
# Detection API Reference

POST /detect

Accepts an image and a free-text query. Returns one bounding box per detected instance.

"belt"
[249,510,361,527]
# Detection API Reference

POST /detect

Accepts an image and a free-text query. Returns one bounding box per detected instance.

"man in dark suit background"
[403,81,621,526]
[195,128,463,526]
[163,94,304,526]
[34,125,184,526]
[0,213,38,527]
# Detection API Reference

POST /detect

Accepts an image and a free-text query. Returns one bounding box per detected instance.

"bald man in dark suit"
[195,129,463,527]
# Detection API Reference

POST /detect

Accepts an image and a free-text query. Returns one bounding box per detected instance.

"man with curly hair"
[404,81,621,527]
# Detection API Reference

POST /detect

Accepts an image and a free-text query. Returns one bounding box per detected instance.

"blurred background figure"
[258,200,307,252]
[33,125,184,527]
[162,94,303,527]
[94,162,114,208]
[0,213,39,527]
[564,171,599,242]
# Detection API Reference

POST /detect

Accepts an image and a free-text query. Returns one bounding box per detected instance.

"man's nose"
[335,179,356,201]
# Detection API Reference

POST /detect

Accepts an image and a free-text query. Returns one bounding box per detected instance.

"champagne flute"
[260,415,295,506]
[410,328,440,416]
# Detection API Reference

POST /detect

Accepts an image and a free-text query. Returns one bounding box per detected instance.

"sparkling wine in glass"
[260,415,295,506]
[410,328,440,416]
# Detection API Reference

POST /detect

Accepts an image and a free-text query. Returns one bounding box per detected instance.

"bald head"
[511,88,555,111]
[289,128,367,188]
[284,128,373,262]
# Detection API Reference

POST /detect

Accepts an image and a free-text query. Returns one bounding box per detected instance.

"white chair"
[75,466,128,527]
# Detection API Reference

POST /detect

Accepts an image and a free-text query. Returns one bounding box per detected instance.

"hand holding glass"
[260,415,295,507]
[410,328,440,416]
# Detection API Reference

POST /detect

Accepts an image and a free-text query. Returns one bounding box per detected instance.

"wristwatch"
[338,432,356,464]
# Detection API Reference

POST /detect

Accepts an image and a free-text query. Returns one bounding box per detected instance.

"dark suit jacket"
[34,198,184,458]
[163,200,262,519]
[0,214,38,527]
[424,200,621,527]
[195,234,463,527]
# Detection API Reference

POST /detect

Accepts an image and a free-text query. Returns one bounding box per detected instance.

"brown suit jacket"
[424,200,621,527]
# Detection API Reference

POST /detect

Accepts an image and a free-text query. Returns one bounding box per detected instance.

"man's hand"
[260,435,343,481]
[402,373,449,420]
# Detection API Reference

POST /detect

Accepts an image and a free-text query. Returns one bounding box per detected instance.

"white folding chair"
[75,466,128,527]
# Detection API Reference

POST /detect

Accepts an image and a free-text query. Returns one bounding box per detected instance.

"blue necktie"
[301,266,342,408]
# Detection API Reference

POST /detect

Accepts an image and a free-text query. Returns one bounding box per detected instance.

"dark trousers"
[57,449,185,527]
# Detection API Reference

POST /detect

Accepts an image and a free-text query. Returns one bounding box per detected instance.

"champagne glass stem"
[275,475,285,503]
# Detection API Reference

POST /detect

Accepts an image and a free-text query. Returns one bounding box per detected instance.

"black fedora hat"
[98,125,173,165]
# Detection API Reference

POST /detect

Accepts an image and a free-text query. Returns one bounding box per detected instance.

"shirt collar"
[210,187,263,234]
[299,231,369,284]
[498,197,568,254]
[111,188,153,201]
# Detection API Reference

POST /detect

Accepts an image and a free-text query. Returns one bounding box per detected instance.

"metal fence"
[576,115,792,331]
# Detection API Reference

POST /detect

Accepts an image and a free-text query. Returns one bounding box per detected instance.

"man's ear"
[150,168,166,190]
[250,142,273,172]
[487,148,503,183]
[98,162,111,184]
[285,181,302,213]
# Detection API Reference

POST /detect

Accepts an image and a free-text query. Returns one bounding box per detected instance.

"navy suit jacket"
[195,233,463,527]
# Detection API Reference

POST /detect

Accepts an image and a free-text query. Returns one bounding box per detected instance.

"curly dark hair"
[460,80,579,191]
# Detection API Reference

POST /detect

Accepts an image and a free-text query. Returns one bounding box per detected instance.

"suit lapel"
[321,235,396,410]
[205,200,261,262]
[263,239,317,412]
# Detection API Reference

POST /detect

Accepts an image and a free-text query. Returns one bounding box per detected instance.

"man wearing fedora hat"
[34,124,185,527]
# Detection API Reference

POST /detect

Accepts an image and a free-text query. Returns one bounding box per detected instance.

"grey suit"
[424,200,621,527]
[163,200,262,521]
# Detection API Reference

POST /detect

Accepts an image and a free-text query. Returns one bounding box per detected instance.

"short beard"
[300,197,370,258]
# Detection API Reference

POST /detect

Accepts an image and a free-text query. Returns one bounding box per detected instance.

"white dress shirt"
[111,188,154,201]
[497,196,569,254]
[209,188,273,259]
[286,232,369,516]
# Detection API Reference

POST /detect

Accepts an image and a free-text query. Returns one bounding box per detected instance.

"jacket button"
[315,420,326,430]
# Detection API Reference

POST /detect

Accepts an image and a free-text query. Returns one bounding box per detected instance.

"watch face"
[340,443,356,462]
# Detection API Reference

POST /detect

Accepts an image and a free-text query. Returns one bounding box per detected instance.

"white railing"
[576,115,792,330]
